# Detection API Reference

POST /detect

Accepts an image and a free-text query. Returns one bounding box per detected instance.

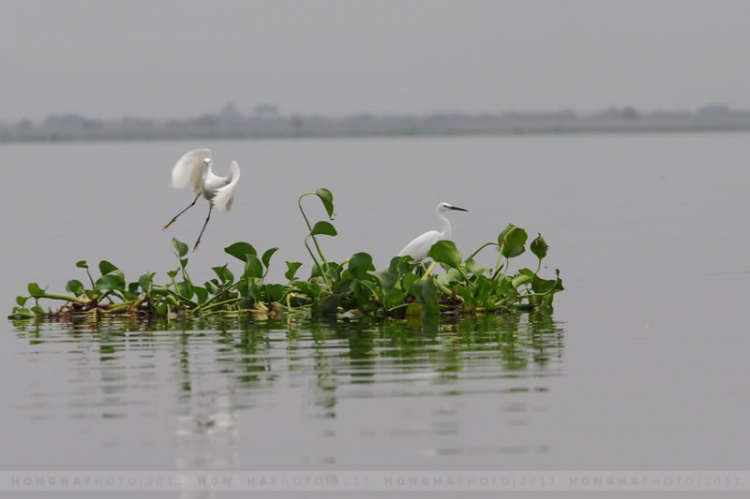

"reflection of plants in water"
[11,311,563,418]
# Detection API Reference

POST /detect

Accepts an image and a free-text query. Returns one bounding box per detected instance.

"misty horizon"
[3,0,750,123]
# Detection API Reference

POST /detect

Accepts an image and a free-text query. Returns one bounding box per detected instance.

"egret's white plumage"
[210,161,240,212]
[170,148,211,194]
[163,148,241,251]
[398,202,468,261]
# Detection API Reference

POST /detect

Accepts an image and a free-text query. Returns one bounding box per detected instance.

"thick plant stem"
[298,193,330,273]
[421,262,438,280]
[304,236,330,287]
[494,244,505,276]
[100,301,137,314]
[39,293,88,305]
[198,297,242,313]
[193,282,240,312]
[467,242,498,262]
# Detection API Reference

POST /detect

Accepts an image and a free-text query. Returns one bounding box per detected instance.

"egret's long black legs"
[193,205,212,252]
[163,192,201,230]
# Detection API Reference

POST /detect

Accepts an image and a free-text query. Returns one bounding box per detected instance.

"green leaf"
[95,274,126,293]
[370,271,396,291]
[180,258,188,269]
[511,274,533,289]
[386,289,406,308]
[98,260,119,276]
[261,247,279,270]
[175,281,193,299]
[465,258,487,276]
[212,265,234,285]
[172,237,189,258]
[193,286,208,304]
[285,262,303,281]
[31,306,46,316]
[315,188,335,219]
[498,224,528,258]
[16,296,29,307]
[412,278,439,315]
[349,253,375,280]
[167,270,179,279]
[388,256,410,278]
[224,242,257,262]
[436,268,462,288]
[310,221,337,237]
[28,283,45,297]
[66,280,85,297]
[265,284,286,303]
[403,273,419,294]
[244,254,264,279]
[428,240,462,269]
[319,294,343,315]
[76,260,88,269]
[138,273,152,293]
[205,281,219,295]
[293,280,321,298]
[456,286,475,308]
[530,233,548,260]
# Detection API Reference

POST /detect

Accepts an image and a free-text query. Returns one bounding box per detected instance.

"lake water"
[1,134,749,497]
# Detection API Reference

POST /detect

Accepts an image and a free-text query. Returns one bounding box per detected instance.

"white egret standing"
[398,202,468,261]
[163,148,241,251]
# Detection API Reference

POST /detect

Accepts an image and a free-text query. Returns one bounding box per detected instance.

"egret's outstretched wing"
[398,230,440,261]
[171,148,211,195]
[212,161,240,212]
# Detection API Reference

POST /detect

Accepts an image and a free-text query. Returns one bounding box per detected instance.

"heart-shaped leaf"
[172,238,189,258]
[99,260,119,276]
[224,242,258,262]
[138,273,153,293]
[285,261,303,281]
[262,247,279,270]
[66,279,85,297]
[428,240,462,269]
[498,224,528,258]
[27,283,45,297]
[310,221,337,237]
[370,271,396,291]
[315,188,335,219]
[349,253,375,280]
[95,274,126,293]
[530,233,548,260]
[244,254,264,279]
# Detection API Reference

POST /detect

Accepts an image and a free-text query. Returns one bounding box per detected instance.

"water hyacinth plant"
[9,188,563,321]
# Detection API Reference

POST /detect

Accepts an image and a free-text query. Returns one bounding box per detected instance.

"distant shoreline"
[3,124,750,144]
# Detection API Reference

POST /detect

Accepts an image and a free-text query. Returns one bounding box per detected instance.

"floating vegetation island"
[9,189,563,322]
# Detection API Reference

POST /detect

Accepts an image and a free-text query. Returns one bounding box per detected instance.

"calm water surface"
[1,134,749,495]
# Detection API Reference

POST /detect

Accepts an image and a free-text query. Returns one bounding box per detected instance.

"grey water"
[1,134,749,494]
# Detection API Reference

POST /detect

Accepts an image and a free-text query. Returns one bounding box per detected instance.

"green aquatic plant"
[8,188,563,321]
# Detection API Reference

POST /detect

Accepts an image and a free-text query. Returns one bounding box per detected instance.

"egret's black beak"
[450,206,469,212]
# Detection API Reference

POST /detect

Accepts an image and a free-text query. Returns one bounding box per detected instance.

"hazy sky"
[2,0,750,121]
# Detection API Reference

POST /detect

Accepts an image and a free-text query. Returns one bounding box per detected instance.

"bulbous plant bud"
[530,233,548,260]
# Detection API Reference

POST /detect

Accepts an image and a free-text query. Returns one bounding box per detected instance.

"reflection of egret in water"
[10,310,564,476]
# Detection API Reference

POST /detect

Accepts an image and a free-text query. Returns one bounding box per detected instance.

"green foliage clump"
[9,189,563,321]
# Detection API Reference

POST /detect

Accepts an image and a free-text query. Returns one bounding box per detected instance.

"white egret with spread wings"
[163,148,240,251]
